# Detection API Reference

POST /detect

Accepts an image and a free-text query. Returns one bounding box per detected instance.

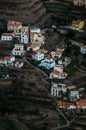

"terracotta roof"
[52,70,60,75]
[77,100,86,107]
[58,101,75,107]
[52,69,67,75]
[4,56,13,60]
[58,100,86,108]
[62,71,67,75]
[2,33,12,36]
[8,20,22,26]
[15,48,21,51]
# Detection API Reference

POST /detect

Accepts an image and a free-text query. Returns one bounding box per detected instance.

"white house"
[30,28,41,33]
[0,56,15,66]
[39,57,55,69]
[7,20,22,31]
[50,65,68,79]
[4,56,15,64]
[70,91,79,100]
[1,33,13,41]
[32,52,44,61]
[51,83,67,97]
[27,42,41,51]
[21,34,29,44]
[12,44,25,56]
[80,46,86,54]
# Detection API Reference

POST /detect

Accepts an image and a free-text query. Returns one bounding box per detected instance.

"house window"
[58,91,61,97]
[17,52,19,55]
[53,89,54,95]
[53,89,54,93]
[56,90,57,96]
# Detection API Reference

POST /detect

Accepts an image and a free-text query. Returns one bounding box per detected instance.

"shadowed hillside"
[0,0,49,25]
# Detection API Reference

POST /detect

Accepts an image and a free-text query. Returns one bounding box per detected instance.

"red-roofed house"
[7,20,22,31]
[58,100,86,110]
[51,48,65,60]
[58,101,76,109]
[12,44,25,56]
[1,33,13,41]
[4,56,15,64]
[0,56,15,66]
[50,65,68,79]
[77,100,86,109]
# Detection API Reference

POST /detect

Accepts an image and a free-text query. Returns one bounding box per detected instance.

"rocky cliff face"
[0,0,49,25]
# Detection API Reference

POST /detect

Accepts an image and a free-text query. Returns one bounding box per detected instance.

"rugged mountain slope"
[43,0,86,26]
[0,0,49,25]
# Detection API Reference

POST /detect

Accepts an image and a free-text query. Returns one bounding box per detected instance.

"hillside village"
[0,19,86,130]
[0,20,86,110]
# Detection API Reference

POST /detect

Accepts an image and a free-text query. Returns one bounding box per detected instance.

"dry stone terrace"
[0,0,86,130]
[0,0,48,25]
[0,61,65,130]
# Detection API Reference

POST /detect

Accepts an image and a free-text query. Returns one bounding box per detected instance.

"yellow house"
[72,20,84,30]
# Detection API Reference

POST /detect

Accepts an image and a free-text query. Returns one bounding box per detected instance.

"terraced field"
[0,62,67,130]
[70,112,86,130]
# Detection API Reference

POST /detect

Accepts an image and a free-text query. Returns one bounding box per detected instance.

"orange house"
[58,100,86,109]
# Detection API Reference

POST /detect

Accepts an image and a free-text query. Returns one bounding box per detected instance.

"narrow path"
[23,57,71,130]
[23,57,48,78]
[75,65,86,73]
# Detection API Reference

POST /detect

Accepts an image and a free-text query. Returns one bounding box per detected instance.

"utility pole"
[29,27,31,43]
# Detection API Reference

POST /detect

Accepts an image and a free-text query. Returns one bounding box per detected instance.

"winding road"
[23,57,72,130]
